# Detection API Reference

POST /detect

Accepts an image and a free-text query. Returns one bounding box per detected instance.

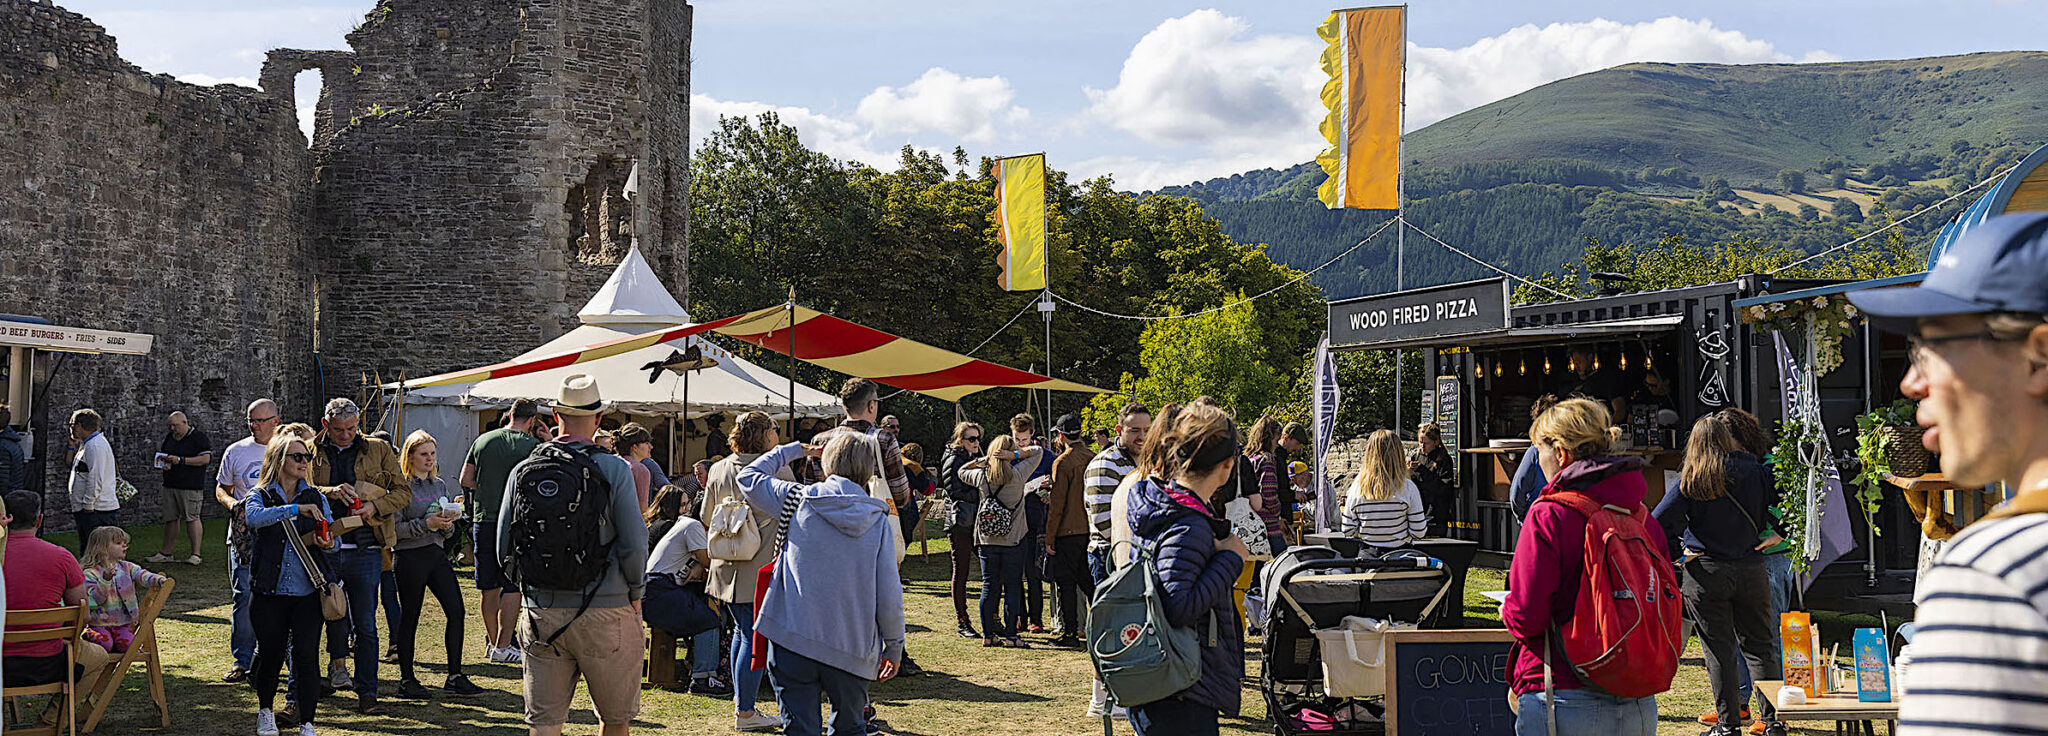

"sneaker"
[897,656,923,677]
[395,679,432,699]
[1700,726,1741,736]
[298,725,317,736]
[1759,722,1787,736]
[691,676,734,697]
[276,704,298,727]
[256,709,279,736]
[382,645,399,664]
[223,666,251,683]
[146,553,175,564]
[488,646,524,664]
[186,554,205,566]
[1051,635,1083,649]
[443,675,485,696]
[1085,704,1105,718]
[1699,709,1752,726]
[735,712,782,732]
[357,695,383,715]
[956,622,979,639]
[1110,707,1129,721]
[327,661,350,691]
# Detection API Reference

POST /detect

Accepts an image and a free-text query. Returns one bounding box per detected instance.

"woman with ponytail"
[1654,413,1786,735]
[1125,402,1247,735]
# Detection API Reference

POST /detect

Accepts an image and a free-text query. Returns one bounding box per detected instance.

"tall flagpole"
[1392,4,1408,437]
[1042,289,1054,425]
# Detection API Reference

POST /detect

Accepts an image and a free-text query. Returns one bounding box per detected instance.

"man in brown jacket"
[308,397,411,714]
[1042,413,1094,647]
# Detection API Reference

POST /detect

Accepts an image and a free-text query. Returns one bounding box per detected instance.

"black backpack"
[504,441,614,644]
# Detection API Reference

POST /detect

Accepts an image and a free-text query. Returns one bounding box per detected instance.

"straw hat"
[554,373,609,416]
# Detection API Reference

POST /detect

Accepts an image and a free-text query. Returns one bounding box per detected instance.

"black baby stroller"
[1260,545,1452,736]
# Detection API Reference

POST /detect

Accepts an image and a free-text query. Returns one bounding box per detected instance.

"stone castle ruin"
[0,0,691,527]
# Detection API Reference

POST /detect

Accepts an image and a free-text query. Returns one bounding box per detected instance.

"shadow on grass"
[872,671,1052,706]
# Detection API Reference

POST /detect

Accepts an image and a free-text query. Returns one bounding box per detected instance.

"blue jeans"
[978,544,1027,638]
[1514,689,1657,736]
[769,644,869,736]
[332,546,383,696]
[1130,697,1220,736]
[730,602,766,712]
[1087,548,1109,586]
[690,627,719,677]
[381,568,402,644]
[231,548,256,669]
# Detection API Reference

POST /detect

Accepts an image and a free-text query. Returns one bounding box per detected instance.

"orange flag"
[1316,6,1403,210]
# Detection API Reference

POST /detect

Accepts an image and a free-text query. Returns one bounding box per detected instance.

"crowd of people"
[3,213,2045,736]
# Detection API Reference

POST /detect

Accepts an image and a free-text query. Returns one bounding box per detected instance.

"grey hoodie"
[738,442,906,679]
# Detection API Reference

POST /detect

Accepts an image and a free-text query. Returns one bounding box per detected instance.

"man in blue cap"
[1848,212,2048,734]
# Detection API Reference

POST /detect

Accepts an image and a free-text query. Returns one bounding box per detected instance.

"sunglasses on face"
[248,415,277,424]
[285,452,315,462]
[965,435,982,443]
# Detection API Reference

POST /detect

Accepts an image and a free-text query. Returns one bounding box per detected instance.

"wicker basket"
[1882,426,1930,478]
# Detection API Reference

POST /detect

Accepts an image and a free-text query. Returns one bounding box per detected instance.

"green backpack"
[1087,539,1213,709]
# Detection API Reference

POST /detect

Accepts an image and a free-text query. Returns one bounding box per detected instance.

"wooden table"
[1754,680,1896,735]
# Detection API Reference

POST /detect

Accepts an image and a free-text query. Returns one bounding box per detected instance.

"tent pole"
[786,288,797,439]
[1043,289,1054,426]
[682,366,691,469]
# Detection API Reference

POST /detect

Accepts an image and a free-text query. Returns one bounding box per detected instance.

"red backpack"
[1540,491,1683,698]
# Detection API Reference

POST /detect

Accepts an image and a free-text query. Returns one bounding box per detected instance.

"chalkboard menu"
[1383,629,1515,736]
[1434,376,1460,464]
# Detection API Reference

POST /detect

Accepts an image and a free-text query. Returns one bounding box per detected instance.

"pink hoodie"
[1499,456,1668,695]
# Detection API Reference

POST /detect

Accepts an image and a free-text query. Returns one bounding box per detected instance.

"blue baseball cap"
[1849,212,2048,334]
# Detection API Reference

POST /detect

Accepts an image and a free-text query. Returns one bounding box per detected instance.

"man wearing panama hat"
[497,374,649,736]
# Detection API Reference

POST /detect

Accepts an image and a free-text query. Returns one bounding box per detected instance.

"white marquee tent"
[384,248,839,488]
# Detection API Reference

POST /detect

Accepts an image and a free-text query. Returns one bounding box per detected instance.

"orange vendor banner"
[1316,6,1403,210]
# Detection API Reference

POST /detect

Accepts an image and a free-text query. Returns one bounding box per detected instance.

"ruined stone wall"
[309,0,691,387]
[0,0,315,529]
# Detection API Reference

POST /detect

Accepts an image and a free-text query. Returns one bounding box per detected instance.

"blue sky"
[56,0,2048,190]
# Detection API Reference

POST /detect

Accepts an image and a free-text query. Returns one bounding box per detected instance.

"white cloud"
[174,73,257,88]
[1080,10,1322,146]
[692,67,1026,170]
[1078,13,1837,190]
[855,67,1028,144]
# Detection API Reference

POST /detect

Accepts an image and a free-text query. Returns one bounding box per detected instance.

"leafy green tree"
[1832,196,1863,221]
[1780,168,1807,194]
[1080,299,1285,431]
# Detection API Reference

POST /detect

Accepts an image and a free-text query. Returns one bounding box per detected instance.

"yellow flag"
[1316,6,1403,210]
[994,153,1048,291]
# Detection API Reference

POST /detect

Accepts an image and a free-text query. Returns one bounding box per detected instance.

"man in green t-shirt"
[461,398,543,664]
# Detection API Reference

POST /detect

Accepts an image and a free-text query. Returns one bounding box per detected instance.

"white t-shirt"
[647,516,708,581]
[216,436,267,501]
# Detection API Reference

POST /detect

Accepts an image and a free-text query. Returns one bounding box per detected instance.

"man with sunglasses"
[216,398,282,683]
[1848,212,2048,734]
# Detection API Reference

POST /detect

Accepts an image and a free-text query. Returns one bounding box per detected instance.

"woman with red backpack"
[1653,413,1788,736]
[1502,398,1676,736]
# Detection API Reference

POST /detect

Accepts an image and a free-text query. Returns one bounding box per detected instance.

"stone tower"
[268,0,693,388]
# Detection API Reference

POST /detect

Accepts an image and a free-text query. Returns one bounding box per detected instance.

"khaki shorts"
[519,605,644,726]
[163,486,205,522]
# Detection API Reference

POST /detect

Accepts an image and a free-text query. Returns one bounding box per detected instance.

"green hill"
[1158,51,2048,299]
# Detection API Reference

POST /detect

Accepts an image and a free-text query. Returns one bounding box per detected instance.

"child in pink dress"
[80,526,170,653]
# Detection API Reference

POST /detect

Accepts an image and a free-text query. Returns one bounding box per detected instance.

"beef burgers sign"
[1329,278,1511,350]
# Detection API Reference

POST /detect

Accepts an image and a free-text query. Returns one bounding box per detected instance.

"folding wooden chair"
[2,605,88,736]
[81,578,174,733]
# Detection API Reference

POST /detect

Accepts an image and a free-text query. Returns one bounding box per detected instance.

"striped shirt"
[1899,514,2048,736]
[1085,444,1137,550]
[1341,479,1428,549]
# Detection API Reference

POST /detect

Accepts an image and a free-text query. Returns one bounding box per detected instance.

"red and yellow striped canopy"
[399,304,1110,403]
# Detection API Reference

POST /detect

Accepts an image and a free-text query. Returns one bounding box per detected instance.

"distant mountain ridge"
[1157,51,2048,298]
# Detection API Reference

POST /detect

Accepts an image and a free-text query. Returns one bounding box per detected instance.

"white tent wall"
[393,402,482,509]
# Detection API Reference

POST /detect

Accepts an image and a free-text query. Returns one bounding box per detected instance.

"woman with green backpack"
[1123,402,1248,735]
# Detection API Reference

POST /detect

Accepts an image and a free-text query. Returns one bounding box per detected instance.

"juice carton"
[1782,612,1817,692]
[1854,627,1893,702]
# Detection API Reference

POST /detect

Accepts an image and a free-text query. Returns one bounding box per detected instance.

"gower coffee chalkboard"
[1382,629,1515,736]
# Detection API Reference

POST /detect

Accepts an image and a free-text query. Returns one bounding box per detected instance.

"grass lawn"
[38,518,1871,735]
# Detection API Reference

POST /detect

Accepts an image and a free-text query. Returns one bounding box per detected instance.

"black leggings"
[393,545,465,682]
[253,592,324,724]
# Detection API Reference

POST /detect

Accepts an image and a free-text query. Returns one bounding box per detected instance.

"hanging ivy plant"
[1741,295,1859,377]
[1770,417,1822,576]
[1849,399,1917,538]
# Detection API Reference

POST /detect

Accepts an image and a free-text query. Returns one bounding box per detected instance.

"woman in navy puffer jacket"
[1126,401,1247,735]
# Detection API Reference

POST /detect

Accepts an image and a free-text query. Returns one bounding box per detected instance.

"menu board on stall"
[1420,389,1436,427]
[1383,629,1515,736]
[1434,376,1460,458]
